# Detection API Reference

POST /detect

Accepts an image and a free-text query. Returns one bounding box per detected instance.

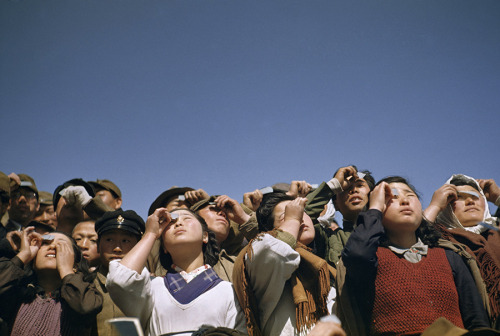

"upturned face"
[34,233,74,272]
[334,179,370,221]
[272,200,315,246]
[381,182,422,235]
[162,210,208,254]
[197,205,230,243]
[452,185,486,227]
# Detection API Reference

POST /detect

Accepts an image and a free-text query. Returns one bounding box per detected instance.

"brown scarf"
[232,230,335,336]
[438,225,500,320]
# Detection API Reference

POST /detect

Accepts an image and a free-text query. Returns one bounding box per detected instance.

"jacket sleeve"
[341,209,384,277]
[60,272,103,316]
[305,182,334,223]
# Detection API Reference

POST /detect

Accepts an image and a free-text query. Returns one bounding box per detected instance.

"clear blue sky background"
[1,0,499,220]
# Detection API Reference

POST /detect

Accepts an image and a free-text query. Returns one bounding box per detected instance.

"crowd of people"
[0,166,499,336]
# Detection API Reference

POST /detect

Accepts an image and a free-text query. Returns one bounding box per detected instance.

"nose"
[217,209,227,218]
[399,194,410,205]
[113,245,123,252]
[465,196,476,205]
[80,238,90,249]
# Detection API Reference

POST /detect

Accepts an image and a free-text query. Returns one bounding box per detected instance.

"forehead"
[51,233,73,244]
[388,182,415,193]
[172,209,194,217]
[272,200,291,216]
[73,221,96,234]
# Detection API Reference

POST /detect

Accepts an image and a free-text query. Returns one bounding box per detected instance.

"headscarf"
[437,174,498,234]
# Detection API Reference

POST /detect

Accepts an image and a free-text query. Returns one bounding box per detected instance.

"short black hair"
[256,192,295,232]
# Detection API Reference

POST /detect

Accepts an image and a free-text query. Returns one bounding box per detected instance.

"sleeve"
[445,250,490,329]
[83,197,113,220]
[105,260,154,328]
[305,182,335,223]
[341,209,384,276]
[0,256,26,297]
[238,212,259,241]
[60,272,103,315]
[226,286,249,334]
[245,233,300,328]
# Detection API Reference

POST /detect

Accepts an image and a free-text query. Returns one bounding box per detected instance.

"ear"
[115,198,123,209]
[202,232,209,244]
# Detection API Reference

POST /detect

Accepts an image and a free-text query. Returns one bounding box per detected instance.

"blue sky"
[1,0,499,220]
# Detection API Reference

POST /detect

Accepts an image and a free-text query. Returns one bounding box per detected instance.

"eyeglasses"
[11,189,37,201]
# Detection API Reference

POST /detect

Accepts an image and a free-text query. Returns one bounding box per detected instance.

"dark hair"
[159,209,220,271]
[256,192,295,232]
[0,191,9,204]
[449,175,479,191]
[331,165,375,201]
[22,231,92,300]
[376,176,441,247]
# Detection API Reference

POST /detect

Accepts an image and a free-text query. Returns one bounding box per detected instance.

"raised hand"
[242,189,263,211]
[215,195,251,225]
[287,180,312,198]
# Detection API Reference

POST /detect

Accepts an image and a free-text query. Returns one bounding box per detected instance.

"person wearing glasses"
[2,174,40,237]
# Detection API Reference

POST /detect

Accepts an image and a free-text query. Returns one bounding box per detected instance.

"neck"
[386,231,417,249]
[170,247,205,273]
[37,270,62,293]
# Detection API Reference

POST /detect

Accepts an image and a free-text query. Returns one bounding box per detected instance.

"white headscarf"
[437,174,497,234]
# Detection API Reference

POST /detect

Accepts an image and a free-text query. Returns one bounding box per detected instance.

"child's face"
[98,229,139,266]
[382,182,422,235]
[72,221,99,267]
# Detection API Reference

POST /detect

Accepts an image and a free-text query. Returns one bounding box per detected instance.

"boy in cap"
[88,179,123,210]
[93,209,145,336]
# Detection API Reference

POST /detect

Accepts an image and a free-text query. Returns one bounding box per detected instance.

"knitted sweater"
[371,247,463,335]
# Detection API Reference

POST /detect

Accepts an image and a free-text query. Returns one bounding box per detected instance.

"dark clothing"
[0,256,102,336]
[340,209,490,334]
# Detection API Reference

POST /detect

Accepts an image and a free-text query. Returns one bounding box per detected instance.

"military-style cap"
[0,171,10,196]
[95,209,145,237]
[38,191,53,206]
[148,186,194,215]
[13,174,38,194]
[88,179,122,198]
[53,178,95,207]
[190,195,219,213]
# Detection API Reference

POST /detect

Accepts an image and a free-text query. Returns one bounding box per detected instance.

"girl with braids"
[0,227,102,336]
[337,176,489,336]
[106,208,246,336]
[425,174,500,329]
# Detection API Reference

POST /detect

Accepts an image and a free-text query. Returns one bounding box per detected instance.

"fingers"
[184,189,209,204]
[243,189,263,211]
